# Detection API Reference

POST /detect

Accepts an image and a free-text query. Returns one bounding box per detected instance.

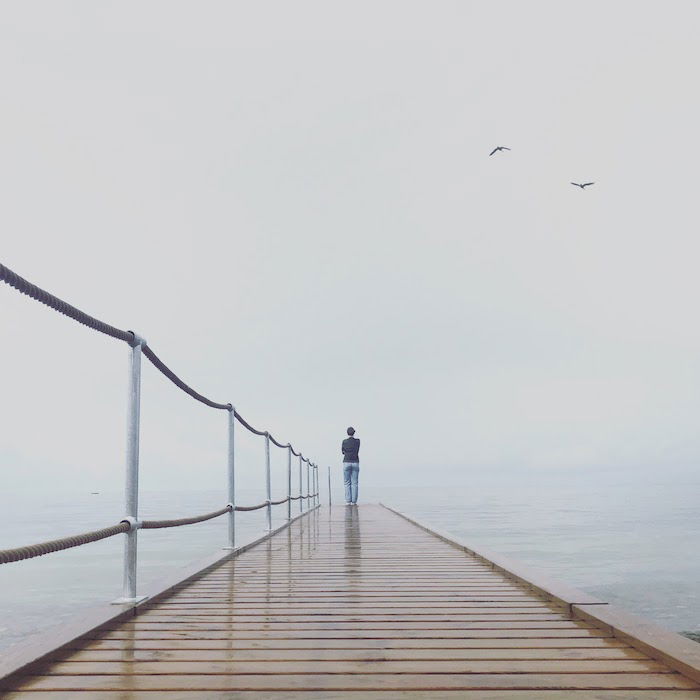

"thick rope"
[233,411,267,437]
[141,505,231,529]
[234,502,269,512]
[0,522,130,565]
[231,412,309,462]
[0,263,132,342]
[268,434,289,449]
[142,345,229,410]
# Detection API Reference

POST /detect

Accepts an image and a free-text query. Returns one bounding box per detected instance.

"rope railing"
[233,502,270,512]
[141,505,233,529]
[0,263,133,343]
[0,522,130,565]
[0,489,321,567]
[142,345,230,411]
[0,260,324,599]
[233,411,267,436]
[232,413,310,462]
[0,490,321,565]
[0,261,311,456]
[269,496,289,506]
[268,434,288,449]
[233,493,317,511]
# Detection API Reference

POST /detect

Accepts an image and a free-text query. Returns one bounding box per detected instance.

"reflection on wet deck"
[3,504,699,698]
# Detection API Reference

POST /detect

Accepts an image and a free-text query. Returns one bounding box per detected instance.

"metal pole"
[306,461,310,504]
[225,406,235,549]
[327,466,332,506]
[314,466,318,507]
[115,332,146,604]
[299,456,303,513]
[286,445,292,521]
[265,433,272,531]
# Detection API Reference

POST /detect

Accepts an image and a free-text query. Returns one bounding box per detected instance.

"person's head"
[347,427,355,436]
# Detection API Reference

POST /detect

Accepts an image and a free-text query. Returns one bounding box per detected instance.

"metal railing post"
[327,466,332,506]
[314,466,318,507]
[299,456,303,513]
[225,406,236,549]
[265,433,272,531]
[114,332,147,604]
[287,446,292,520]
[306,461,311,504]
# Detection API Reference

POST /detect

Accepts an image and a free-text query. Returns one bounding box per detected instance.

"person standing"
[342,427,360,505]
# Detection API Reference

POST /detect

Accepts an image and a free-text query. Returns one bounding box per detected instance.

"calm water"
[1,468,699,652]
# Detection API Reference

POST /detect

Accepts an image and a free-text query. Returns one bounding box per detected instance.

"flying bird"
[571,182,595,189]
[489,146,511,156]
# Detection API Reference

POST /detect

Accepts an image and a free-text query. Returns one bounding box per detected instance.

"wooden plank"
[159,601,542,607]
[4,691,700,700]
[5,672,698,691]
[40,659,672,674]
[67,647,649,661]
[155,604,558,611]
[137,611,567,620]
[226,568,505,571]
[223,560,497,565]
[167,591,534,598]
[110,618,587,627]
[93,628,613,639]
[77,637,630,650]
[142,601,564,609]
[131,619,574,627]
[174,587,531,592]
[151,601,555,609]
[218,568,498,573]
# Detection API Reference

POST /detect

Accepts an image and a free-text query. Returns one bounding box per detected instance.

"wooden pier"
[2,504,700,698]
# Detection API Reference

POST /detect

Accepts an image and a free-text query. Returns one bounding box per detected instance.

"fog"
[2,1,699,498]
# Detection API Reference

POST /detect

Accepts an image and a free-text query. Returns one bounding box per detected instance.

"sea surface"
[1,468,699,653]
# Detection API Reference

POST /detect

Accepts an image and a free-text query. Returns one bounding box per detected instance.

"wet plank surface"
[3,504,699,698]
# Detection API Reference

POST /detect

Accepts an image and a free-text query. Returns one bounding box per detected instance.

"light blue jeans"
[343,463,359,503]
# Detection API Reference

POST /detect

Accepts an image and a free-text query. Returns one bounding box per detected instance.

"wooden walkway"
[2,504,700,698]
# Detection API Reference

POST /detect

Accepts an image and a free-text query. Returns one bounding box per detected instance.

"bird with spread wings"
[571,182,595,189]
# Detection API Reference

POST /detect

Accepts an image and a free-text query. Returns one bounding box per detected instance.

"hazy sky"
[2,1,699,498]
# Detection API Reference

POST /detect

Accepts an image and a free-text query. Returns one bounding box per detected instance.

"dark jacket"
[342,436,360,463]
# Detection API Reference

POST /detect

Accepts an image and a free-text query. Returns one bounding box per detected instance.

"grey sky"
[2,1,699,496]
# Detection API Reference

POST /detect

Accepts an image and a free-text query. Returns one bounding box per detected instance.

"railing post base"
[111,595,148,605]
